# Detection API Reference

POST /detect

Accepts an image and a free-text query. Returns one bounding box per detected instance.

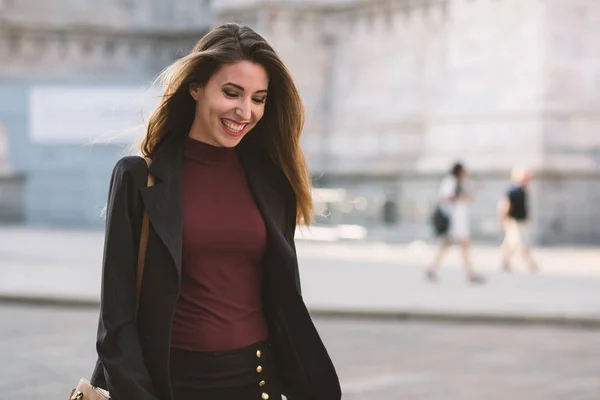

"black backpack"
[431,205,450,236]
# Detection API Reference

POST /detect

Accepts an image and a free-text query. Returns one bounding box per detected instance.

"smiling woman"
[85,22,341,400]
[188,61,268,147]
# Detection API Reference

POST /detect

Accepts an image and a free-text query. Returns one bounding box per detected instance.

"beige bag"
[68,378,111,400]
[68,157,154,400]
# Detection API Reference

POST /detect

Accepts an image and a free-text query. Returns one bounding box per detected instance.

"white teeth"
[223,120,244,132]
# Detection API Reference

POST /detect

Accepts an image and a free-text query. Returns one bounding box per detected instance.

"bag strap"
[135,157,154,308]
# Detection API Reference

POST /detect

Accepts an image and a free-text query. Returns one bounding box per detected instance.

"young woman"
[89,23,341,400]
[426,162,485,284]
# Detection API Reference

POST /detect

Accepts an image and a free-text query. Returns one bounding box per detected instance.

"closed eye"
[223,89,238,98]
[223,90,266,105]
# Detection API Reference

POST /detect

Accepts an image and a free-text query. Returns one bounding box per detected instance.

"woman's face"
[189,60,269,148]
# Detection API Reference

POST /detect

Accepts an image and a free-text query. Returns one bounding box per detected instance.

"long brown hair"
[141,23,312,225]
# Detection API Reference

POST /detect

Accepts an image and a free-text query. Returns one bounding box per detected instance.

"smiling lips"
[221,119,248,137]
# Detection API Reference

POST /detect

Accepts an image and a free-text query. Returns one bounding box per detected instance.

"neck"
[188,119,221,148]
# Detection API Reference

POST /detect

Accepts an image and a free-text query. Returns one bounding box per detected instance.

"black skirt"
[170,340,282,400]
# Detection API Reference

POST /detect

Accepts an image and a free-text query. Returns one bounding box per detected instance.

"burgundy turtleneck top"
[170,136,268,352]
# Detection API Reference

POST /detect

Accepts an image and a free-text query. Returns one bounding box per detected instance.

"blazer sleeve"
[96,157,161,400]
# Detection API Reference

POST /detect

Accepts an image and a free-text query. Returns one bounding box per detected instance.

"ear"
[189,83,201,101]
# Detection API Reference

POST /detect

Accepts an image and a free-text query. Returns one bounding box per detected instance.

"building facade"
[1,0,599,244]
[0,0,211,226]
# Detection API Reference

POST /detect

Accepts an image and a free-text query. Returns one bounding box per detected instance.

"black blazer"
[90,133,341,400]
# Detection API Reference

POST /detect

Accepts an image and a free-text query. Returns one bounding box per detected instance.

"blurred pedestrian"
[498,167,539,273]
[88,23,340,400]
[426,162,485,284]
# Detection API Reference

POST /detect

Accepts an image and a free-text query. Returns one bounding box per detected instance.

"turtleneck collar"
[184,136,237,165]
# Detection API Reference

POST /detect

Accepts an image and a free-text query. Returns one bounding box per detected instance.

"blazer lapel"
[140,134,184,281]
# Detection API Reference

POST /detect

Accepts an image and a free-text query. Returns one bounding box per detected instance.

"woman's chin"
[219,133,245,148]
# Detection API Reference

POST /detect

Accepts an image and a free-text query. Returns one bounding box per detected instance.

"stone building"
[0,0,212,226]
[1,0,599,244]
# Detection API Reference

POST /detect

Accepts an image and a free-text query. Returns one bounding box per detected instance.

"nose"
[237,98,252,120]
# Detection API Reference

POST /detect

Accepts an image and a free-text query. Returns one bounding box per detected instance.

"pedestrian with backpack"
[426,162,485,284]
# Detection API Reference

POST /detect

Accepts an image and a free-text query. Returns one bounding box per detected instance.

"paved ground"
[1,303,599,400]
[1,227,599,323]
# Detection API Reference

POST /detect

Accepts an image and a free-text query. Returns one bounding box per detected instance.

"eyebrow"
[223,82,268,94]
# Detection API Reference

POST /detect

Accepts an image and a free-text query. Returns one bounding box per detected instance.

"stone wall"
[0,0,211,30]
[536,0,600,244]
[213,0,599,244]
[0,0,211,78]
[214,0,546,172]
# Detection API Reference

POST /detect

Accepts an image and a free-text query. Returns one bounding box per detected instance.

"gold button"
[261,393,269,400]
[259,380,266,387]
[256,350,262,358]
[256,365,263,373]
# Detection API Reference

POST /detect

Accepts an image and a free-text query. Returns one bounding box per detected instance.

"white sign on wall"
[29,86,162,144]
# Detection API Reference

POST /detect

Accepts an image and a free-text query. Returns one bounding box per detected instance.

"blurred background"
[1,0,599,399]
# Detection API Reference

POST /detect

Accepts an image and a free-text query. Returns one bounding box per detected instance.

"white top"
[440,175,458,201]
[439,175,471,240]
